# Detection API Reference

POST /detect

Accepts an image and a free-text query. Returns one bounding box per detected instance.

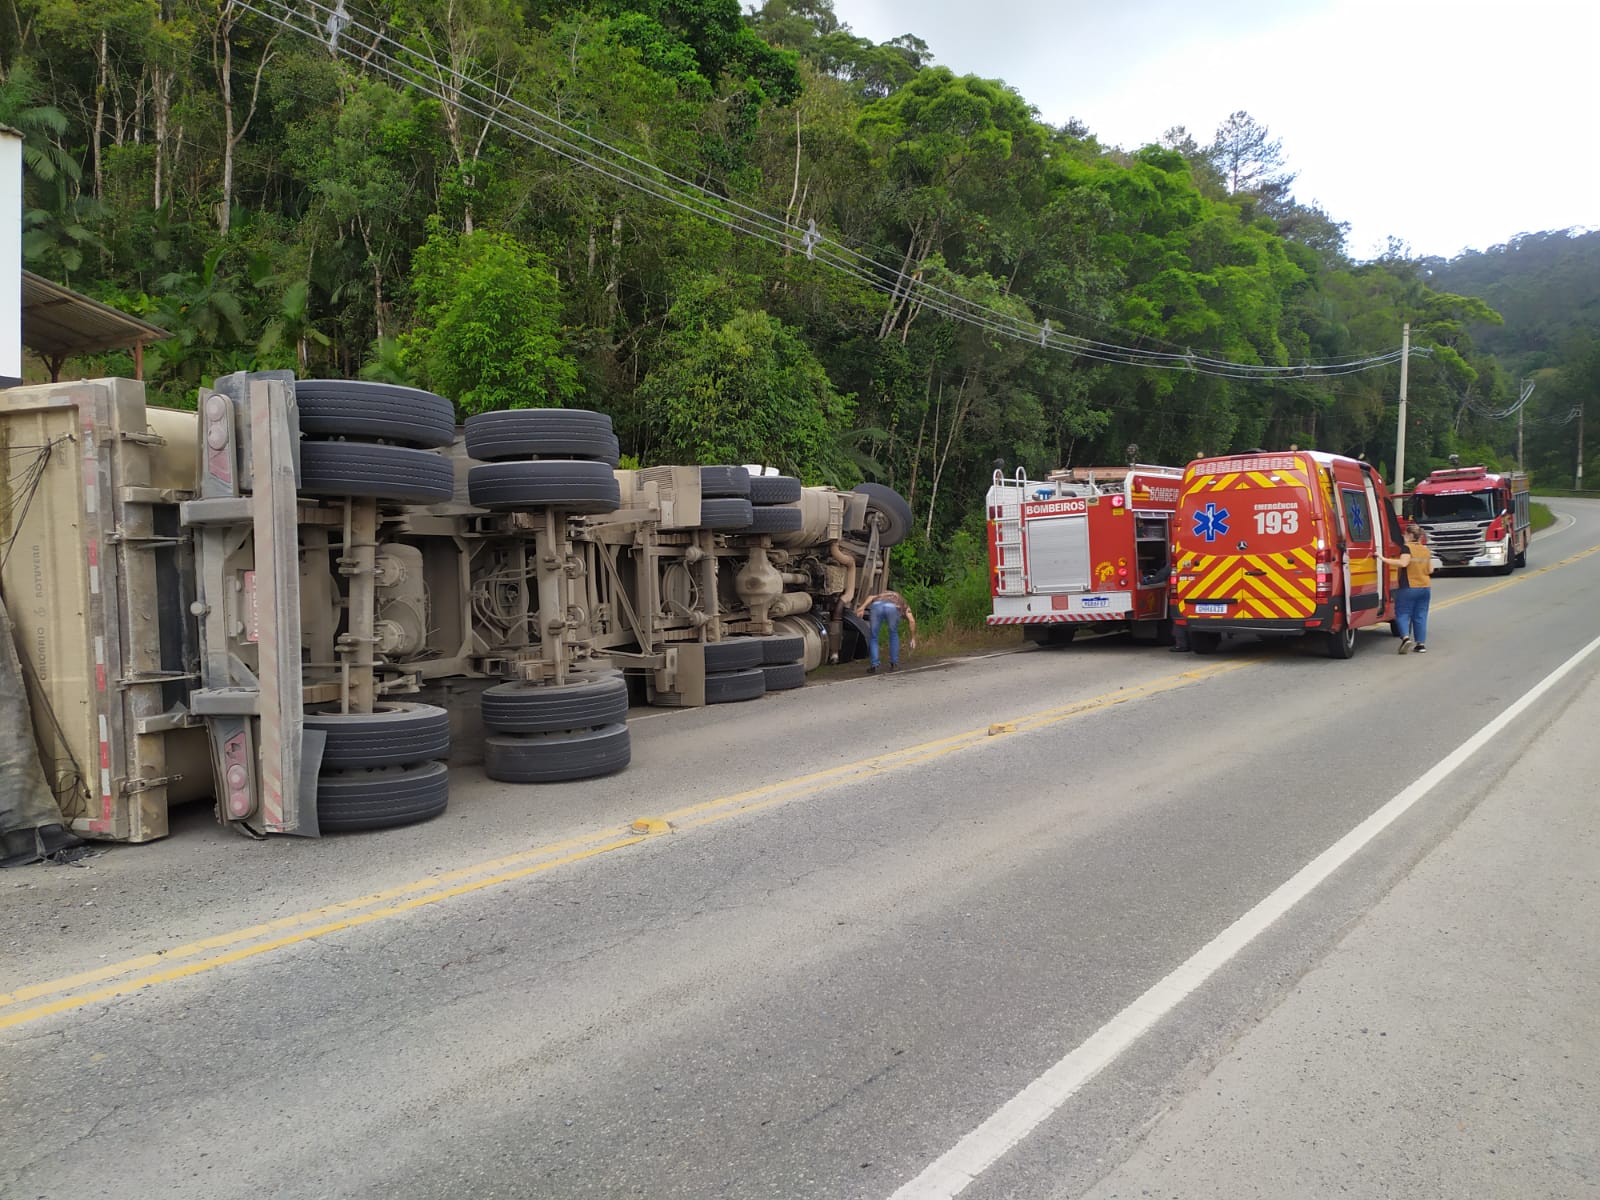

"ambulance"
[1173,450,1405,658]
[986,465,1185,645]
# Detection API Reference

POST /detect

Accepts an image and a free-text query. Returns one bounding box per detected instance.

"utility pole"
[1577,403,1585,492]
[1394,322,1410,491]
[1518,406,1524,474]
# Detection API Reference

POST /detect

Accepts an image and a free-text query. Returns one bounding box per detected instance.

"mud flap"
[296,727,325,840]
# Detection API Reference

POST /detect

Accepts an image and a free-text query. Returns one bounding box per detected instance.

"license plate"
[1194,602,1228,614]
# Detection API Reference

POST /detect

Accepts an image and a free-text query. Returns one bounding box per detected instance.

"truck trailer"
[0,372,908,844]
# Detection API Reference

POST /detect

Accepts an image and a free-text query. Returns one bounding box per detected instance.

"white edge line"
[889,629,1600,1200]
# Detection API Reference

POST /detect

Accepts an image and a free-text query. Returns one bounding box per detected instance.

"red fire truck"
[1407,464,1531,575]
[986,465,1185,645]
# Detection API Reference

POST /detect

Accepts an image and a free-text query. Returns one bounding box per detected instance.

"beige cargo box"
[0,379,210,842]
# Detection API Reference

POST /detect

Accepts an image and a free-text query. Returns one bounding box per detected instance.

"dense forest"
[4,0,1592,611]
[1423,229,1600,491]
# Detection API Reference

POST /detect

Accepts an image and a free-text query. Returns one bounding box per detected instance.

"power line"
[246,0,1427,381]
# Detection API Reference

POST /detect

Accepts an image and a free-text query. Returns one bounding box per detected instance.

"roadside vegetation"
[7,0,1595,618]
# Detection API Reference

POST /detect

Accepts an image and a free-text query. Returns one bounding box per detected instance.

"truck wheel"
[483,724,631,783]
[699,497,754,530]
[706,668,765,704]
[1514,544,1528,568]
[853,483,914,548]
[317,761,449,832]
[1189,631,1222,655]
[760,661,807,691]
[747,505,803,534]
[464,409,620,466]
[480,675,629,734]
[304,703,451,769]
[748,475,802,504]
[700,465,752,498]
[299,441,455,504]
[751,633,806,665]
[1326,623,1357,659]
[467,460,621,512]
[296,380,456,449]
[703,639,764,672]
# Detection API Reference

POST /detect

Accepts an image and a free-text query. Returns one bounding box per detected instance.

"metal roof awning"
[21,270,171,380]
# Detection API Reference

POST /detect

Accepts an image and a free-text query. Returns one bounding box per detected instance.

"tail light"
[1315,560,1333,601]
[1116,557,1129,587]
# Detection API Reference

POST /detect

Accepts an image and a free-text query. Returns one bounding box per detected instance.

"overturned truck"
[0,372,910,843]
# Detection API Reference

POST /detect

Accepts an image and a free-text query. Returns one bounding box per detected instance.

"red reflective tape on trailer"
[97,714,113,825]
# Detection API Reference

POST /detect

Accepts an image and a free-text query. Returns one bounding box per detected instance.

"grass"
[1531,502,1556,533]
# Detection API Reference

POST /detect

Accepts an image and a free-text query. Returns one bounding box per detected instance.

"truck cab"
[1407,465,1530,574]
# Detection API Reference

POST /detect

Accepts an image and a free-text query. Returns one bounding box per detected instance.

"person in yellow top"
[1376,520,1435,654]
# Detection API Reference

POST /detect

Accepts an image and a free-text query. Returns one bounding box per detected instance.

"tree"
[400,224,578,415]
[1209,110,1295,200]
[637,283,855,480]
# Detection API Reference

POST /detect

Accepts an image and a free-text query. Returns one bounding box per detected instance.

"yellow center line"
[1,662,1246,1028]
[4,540,1594,1030]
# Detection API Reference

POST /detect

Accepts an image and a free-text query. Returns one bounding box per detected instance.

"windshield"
[1416,492,1495,522]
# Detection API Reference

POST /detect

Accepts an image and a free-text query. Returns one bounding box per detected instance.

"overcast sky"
[827,0,1598,261]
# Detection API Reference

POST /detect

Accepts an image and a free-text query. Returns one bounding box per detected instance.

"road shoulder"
[1079,663,1600,1200]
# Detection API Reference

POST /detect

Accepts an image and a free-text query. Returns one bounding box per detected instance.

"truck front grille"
[1422,521,1488,563]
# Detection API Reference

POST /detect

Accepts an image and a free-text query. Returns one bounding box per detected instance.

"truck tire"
[760,661,807,691]
[480,675,629,734]
[705,668,765,704]
[464,409,620,466]
[1325,622,1357,659]
[748,505,803,534]
[751,633,806,665]
[703,639,764,672]
[699,497,754,530]
[299,441,455,504]
[1189,630,1222,655]
[1514,543,1528,569]
[483,724,631,783]
[304,703,451,769]
[700,465,751,498]
[748,474,802,504]
[853,482,913,548]
[317,761,449,832]
[295,380,456,449]
[467,460,621,512]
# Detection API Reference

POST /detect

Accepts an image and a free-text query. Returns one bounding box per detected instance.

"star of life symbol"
[1193,502,1229,542]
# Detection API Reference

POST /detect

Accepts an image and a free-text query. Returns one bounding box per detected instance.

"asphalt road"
[4,501,1598,1200]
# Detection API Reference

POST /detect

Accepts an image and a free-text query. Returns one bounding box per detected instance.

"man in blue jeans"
[857,590,918,673]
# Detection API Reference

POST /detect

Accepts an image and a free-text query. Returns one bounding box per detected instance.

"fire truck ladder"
[990,468,1030,594]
